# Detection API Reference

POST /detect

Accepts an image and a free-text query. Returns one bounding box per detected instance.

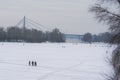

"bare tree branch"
[90,0,120,80]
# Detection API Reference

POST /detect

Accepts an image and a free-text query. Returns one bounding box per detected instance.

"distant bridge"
[65,34,83,43]
[15,16,83,43]
[15,16,52,32]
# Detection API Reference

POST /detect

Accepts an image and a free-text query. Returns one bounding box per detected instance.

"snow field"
[0,43,114,80]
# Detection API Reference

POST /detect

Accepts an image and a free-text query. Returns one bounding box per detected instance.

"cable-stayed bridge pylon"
[15,16,52,32]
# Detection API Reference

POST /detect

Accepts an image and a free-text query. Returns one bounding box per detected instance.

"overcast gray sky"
[0,0,109,34]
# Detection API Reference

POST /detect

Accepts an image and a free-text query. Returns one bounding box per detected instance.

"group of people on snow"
[28,61,37,66]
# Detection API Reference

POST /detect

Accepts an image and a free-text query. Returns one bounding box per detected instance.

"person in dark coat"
[34,61,37,66]
[32,61,34,66]
[29,61,31,66]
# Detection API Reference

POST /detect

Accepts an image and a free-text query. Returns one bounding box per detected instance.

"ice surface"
[0,42,114,80]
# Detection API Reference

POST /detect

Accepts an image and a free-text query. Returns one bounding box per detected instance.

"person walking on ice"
[28,61,31,66]
[34,61,37,66]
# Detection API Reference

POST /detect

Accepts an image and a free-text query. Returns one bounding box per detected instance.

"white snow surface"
[0,42,115,80]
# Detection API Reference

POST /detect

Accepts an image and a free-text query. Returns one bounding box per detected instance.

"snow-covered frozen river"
[0,43,114,80]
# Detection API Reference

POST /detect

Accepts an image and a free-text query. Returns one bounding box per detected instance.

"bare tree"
[90,0,120,80]
[83,33,92,43]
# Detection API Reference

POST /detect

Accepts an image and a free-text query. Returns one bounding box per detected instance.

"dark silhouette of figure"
[34,61,37,66]
[32,61,34,66]
[29,61,31,66]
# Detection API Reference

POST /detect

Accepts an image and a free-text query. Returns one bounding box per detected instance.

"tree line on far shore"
[0,26,113,43]
[0,27,65,43]
[82,32,113,43]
